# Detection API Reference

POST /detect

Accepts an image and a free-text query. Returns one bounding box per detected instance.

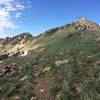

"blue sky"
[0,0,100,37]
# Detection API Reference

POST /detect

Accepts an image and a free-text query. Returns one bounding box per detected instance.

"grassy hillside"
[0,20,100,100]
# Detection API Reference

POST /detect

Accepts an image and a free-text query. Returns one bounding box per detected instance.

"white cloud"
[0,0,27,35]
[15,12,22,18]
[0,8,9,17]
[5,5,16,12]
[0,7,17,32]
[0,6,17,33]
[0,0,13,5]
[0,33,9,38]
[15,4,25,10]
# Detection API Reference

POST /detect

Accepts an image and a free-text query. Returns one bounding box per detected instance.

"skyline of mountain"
[0,0,100,37]
[0,17,100,38]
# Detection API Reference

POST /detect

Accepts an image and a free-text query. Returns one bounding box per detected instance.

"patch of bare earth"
[33,63,55,100]
[35,72,55,100]
[33,61,57,100]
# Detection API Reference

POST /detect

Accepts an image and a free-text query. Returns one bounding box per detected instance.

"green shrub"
[22,64,33,79]
[48,84,59,94]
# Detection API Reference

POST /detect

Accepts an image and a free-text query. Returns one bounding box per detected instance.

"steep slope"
[0,33,34,54]
[0,19,100,100]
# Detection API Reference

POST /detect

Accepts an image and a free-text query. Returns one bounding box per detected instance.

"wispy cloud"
[0,0,30,37]
[15,4,25,10]
[15,12,22,18]
[0,0,13,5]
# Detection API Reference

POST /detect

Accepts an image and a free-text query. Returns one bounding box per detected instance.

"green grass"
[38,30,100,100]
[0,29,100,100]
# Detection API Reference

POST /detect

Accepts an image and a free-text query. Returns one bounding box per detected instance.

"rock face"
[42,67,51,73]
[3,33,33,45]
[0,32,34,56]
[55,59,69,66]
[75,17,100,30]
[0,63,20,77]
[20,75,28,82]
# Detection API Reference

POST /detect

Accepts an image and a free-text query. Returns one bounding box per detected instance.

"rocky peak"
[2,32,33,45]
[74,17,100,30]
[17,32,33,38]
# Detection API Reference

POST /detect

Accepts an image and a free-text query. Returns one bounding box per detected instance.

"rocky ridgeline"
[75,17,100,30]
[2,32,33,45]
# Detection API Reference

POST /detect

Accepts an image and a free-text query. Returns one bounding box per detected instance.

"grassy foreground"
[0,29,100,100]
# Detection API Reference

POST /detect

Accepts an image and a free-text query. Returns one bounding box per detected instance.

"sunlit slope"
[0,18,100,100]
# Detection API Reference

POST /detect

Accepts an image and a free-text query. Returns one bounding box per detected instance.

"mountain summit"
[74,17,100,30]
